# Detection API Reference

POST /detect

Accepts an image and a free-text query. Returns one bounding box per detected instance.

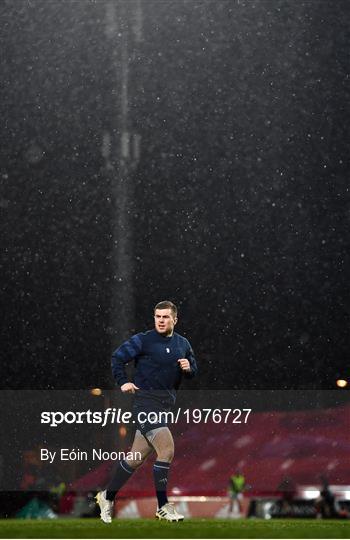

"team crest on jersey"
[166,348,170,353]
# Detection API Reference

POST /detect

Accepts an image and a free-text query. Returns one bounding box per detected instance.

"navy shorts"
[133,394,171,436]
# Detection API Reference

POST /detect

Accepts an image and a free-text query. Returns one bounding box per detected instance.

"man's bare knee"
[125,453,149,469]
[156,447,174,463]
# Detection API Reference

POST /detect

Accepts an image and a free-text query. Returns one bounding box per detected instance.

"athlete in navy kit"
[96,300,197,523]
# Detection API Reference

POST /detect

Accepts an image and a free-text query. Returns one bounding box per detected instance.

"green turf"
[0,518,349,539]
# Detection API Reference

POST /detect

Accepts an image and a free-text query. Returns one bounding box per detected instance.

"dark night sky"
[1,0,349,391]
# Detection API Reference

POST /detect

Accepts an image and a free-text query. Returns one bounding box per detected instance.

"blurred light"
[119,425,127,438]
[302,489,320,499]
[91,388,102,396]
[336,379,348,388]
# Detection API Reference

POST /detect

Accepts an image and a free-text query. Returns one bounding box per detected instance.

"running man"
[96,300,197,522]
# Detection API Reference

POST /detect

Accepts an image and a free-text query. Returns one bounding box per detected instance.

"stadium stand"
[70,404,350,517]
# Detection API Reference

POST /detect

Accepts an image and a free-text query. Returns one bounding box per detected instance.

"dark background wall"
[1,0,349,390]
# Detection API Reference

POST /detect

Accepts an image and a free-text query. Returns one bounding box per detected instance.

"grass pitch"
[0,518,350,539]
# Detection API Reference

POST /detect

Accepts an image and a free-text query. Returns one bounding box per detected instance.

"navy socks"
[105,458,171,507]
[106,459,134,501]
[153,460,170,508]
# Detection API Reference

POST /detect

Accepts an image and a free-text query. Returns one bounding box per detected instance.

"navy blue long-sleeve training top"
[111,329,197,397]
